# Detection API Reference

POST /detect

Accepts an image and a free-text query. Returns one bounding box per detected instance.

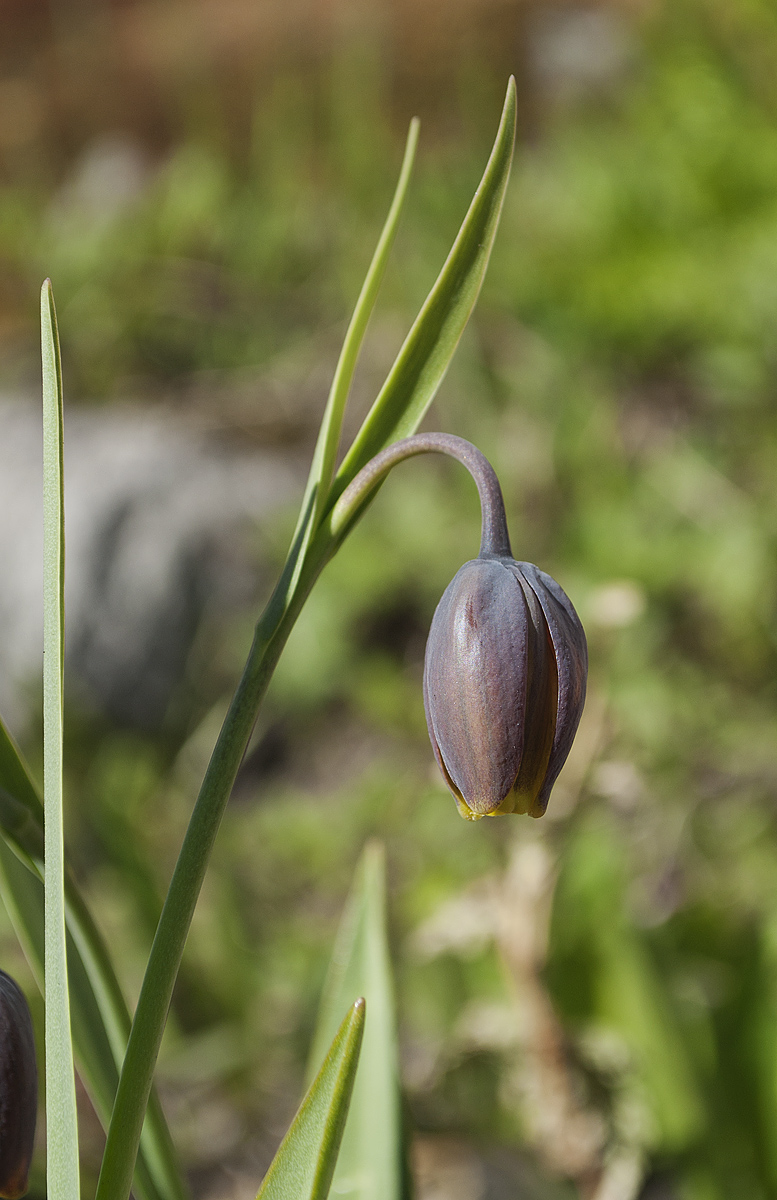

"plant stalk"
[93,552,324,1200]
[329,432,512,557]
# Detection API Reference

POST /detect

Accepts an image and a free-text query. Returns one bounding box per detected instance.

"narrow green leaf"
[330,78,516,506]
[0,837,161,1200]
[309,118,419,524]
[41,277,80,1200]
[284,118,419,595]
[94,586,303,1200]
[553,814,705,1149]
[0,718,43,816]
[307,842,403,1200]
[0,717,187,1200]
[257,999,366,1200]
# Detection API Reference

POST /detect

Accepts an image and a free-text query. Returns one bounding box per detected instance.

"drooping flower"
[424,554,587,820]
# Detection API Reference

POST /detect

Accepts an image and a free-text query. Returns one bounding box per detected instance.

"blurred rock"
[529,5,635,101]
[0,397,300,732]
[49,134,150,230]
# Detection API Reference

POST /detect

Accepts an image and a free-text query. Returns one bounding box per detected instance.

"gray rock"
[529,6,634,100]
[0,397,301,732]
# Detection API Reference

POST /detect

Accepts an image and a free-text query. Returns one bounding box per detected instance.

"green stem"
[329,432,512,557]
[93,558,322,1200]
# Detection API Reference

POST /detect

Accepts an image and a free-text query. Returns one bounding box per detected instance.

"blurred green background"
[3,1,777,1197]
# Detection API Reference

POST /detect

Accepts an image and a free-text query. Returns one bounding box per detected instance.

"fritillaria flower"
[424,553,587,819]
[332,431,587,821]
[0,970,37,1200]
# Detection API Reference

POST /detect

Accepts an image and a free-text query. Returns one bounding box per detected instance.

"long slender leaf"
[0,839,155,1200]
[41,277,80,1200]
[284,118,419,598]
[0,714,187,1200]
[65,879,187,1200]
[329,77,516,507]
[94,590,304,1200]
[307,842,403,1200]
[257,998,366,1200]
[309,118,419,525]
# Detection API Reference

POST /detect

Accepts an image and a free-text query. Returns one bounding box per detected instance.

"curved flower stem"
[95,433,509,1200]
[329,432,512,558]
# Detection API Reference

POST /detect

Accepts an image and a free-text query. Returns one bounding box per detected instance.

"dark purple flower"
[0,970,37,1199]
[423,555,587,819]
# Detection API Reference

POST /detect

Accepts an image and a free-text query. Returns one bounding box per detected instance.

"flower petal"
[424,558,529,815]
[519,562,587,814]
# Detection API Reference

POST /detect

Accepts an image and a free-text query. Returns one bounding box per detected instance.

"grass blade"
[257,998,366,1200]
[283,118,419,596]
[330,78,516,508]
[307,842,404,1200]
[308,118,419,525]
[0,837,163,1200]
[65,882,187,1200]
[41,277,80,1200]
[0,716,187,1200]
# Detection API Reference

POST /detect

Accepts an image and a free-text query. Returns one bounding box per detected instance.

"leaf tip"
[362,837,385,865]
[40,279,58,334]
[502,76,517,136]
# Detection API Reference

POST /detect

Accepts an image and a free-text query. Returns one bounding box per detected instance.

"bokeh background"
[2,1,777,1197]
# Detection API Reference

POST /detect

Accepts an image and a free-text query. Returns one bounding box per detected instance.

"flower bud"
[0,970,37,1199]
[423,555,587,820]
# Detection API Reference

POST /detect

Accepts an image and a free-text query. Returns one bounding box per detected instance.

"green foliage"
[257,1000,365,1200]
[307,843,404,1200]
[306,118,419,531]
[549,813,704,1151]
[41,280,80,1200]
[0,721,186,1200]
[330,81,516,510]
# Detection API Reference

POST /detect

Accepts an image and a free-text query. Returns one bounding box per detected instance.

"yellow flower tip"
[490,793,519,816]
[455,796,483,821]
